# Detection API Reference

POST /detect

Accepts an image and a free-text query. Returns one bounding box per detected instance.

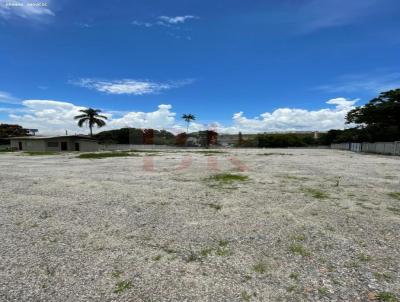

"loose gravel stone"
[0,149,399,301]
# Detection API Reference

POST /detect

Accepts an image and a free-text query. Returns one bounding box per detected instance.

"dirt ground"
[0,148,399,302]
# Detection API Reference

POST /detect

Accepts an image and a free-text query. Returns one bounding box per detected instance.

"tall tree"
[346,89,400,128]
[182,114,196,133]
[340,88,400,142]
[74,108,108,136]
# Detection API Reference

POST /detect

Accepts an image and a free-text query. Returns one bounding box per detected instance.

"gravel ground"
[0,148,399,302]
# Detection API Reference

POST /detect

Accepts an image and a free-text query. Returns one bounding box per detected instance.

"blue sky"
[0,0,399,134]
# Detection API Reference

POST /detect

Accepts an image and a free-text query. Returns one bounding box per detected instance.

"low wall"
[331,141,400,155]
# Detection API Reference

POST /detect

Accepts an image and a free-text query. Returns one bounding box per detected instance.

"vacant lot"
[0,149,399,301]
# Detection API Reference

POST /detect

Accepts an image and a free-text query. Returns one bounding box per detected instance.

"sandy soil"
[0,148,399,302]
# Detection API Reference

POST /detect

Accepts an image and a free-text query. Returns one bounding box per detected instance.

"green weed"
[114,280,132,294]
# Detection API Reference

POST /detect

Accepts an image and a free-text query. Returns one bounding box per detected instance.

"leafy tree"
[198,130,218,147]
[322,89,400,143]
[175,132,188,146]
[342,88,400,142]
[257,133,316,148]
[143,129,154,144]
[182,114,196,133]
[74,108,108,136]
[346,89,400,129]
[0,124,29,137]
[95,127,176,145]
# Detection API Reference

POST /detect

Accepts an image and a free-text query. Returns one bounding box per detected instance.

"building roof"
[9,135,97,141]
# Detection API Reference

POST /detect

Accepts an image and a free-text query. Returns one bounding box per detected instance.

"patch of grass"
[289,272,300,280]
[114,280,132,294]
[260,152,293,156]
[78,151,140,159]
[206,203,222,211]
[0,148,14,153]
[218,240,229,247]
[292,234,306,241]
[111,270,123,278]
[289,243,310,257]
[162,247,177,254]
[243,274,252,281]
[345,260,360,269]
[200,248,213,257]
[376,292,398,302]
[175,241,233,263]
[252,262,267,274]
[357,253,371,262]
[129,149,162,153]
[373,272,393,282]
[388,192,400,200]
[186,251,201,262]
[240,290,252,301]
[216,246,231,256]
[318,287,329,296]
[326,264,336,272]
[152,254,162,261]
[208,173,249,183]
[192,150,226,154]
[24,151,57,156]
[304,188,330,199]
[199,241,231,258]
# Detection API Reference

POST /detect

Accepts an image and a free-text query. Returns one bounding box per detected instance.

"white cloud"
[228,97,357,133]
[8,100,87,134]
[6,100,177,135]
[71,78,194,95]
[76,22,92,28]
[132,15,198,28]
[315,71,400,94]
[131,20,153,27]
[3,97,357,135]
[0,0,54,21]
[157,15,198,25]
[108,104,176,129]
[0,91,21,105]
[326,97,358,110]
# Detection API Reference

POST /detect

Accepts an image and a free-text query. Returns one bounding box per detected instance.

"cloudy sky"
[0,0,399,134]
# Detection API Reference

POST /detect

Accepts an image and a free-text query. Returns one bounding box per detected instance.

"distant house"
[9,135,99,152]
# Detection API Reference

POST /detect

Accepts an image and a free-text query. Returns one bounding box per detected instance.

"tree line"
[2,88,398,147]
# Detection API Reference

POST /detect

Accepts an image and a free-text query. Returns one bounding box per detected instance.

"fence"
[331,141,400,156]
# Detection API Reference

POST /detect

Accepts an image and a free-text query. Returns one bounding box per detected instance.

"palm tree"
[182,113,196,133]
[74,108,108,136]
